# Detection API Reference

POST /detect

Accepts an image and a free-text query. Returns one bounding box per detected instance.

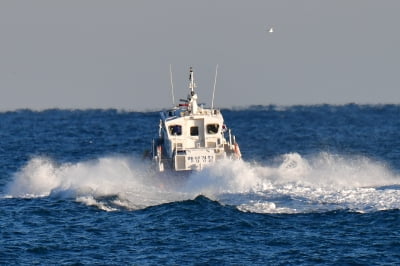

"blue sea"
[1,105,400,265]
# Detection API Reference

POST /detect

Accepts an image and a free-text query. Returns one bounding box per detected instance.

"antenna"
[211,64,218,110]
[169,64,175,105]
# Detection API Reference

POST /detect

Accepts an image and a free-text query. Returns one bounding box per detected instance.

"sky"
[1,0,400,110]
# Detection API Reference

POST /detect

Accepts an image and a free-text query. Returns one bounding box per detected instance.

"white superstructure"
[152,67,241,172]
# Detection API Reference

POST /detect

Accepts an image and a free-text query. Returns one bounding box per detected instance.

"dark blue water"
[1,105,400,264]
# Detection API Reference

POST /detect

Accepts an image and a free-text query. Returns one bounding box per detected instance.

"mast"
[188,67,198,114]
[189,67,196,93]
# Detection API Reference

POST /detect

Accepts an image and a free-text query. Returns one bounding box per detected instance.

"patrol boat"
[152,67,241,172]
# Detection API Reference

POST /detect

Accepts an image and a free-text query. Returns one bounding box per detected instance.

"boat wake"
[4,153,400,213]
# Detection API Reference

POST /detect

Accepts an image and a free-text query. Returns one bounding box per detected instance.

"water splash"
[4,153,400,213]
[4,156,184,210]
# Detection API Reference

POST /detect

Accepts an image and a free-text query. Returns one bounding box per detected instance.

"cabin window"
[169,125,182,136]
[190,126,199,136]
[206,124,219,134]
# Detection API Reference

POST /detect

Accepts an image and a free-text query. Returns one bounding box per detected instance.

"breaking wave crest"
[4,153,400,213]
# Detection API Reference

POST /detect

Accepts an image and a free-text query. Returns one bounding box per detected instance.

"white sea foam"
[4,153,400,213]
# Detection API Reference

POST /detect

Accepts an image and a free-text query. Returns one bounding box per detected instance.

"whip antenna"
[169,64,175,105]
[211,64,218,110]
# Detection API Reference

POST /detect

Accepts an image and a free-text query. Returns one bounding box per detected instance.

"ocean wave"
[4,153,400,213]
